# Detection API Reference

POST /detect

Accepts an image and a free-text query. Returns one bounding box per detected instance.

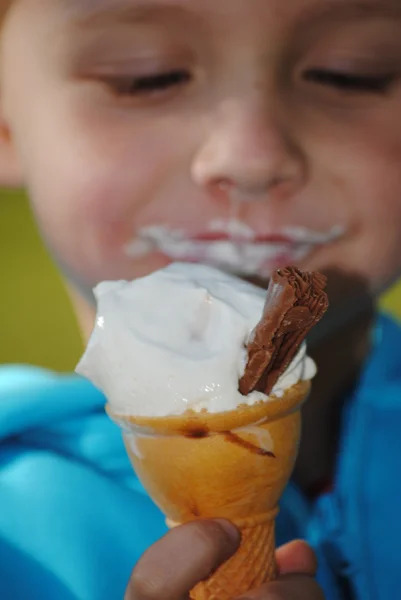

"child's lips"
[191,231,295,244]
[124,222,346,277]
[188,223,345,245]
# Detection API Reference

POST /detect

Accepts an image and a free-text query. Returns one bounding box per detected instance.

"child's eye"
[108,69,191,96]
[303,69,395,94]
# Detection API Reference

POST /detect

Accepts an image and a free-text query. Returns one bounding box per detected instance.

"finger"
[237,574,325,600]
[126,519,240,600]
[276,540,318,576]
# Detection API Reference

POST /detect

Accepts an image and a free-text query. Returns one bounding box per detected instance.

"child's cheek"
[301,116,401,291]
[31,136,186,289]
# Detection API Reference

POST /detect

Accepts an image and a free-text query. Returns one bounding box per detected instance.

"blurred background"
[0,189,82,372]
[2,188,401,373]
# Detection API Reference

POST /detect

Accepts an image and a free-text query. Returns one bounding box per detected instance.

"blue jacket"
[1,314,400,599]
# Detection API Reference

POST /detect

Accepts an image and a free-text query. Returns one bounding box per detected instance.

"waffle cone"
[108,380,310,600]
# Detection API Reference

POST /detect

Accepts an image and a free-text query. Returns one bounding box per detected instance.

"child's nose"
[191,96,305,203]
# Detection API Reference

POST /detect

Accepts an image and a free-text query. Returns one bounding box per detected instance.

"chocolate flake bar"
[239,267,328,396]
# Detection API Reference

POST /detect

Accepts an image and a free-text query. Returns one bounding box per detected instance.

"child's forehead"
[63,0,400,25]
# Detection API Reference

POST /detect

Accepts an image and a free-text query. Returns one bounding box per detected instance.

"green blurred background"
[1,189,401,373]
[0,189,82,371]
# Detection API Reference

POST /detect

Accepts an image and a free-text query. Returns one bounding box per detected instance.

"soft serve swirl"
[76,263,316,417]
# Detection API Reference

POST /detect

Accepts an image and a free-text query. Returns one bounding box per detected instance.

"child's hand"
[125,520,324,600]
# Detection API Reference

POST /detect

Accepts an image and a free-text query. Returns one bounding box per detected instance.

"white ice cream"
[76,263,316,417]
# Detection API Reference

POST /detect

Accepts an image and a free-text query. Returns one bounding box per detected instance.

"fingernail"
[214,519,241,545]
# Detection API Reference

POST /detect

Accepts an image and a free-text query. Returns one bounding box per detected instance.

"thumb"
[276,540,318,576]
[126,519,240,600]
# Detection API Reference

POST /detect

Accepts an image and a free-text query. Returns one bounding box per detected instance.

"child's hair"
[0,1,10,20]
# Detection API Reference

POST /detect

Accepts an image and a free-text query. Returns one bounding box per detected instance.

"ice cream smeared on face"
[76,263,322,417]
[124,222,345,279]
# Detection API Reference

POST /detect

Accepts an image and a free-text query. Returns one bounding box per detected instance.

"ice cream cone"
[108,379,310,600]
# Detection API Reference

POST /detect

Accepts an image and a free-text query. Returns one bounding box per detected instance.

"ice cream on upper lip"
[76,262,321,417]
[124,220,345,277]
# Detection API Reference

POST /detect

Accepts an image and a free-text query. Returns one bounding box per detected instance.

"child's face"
[2,0,401,300]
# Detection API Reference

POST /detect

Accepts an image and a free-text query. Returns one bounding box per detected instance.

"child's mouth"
[124,219,345,278]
